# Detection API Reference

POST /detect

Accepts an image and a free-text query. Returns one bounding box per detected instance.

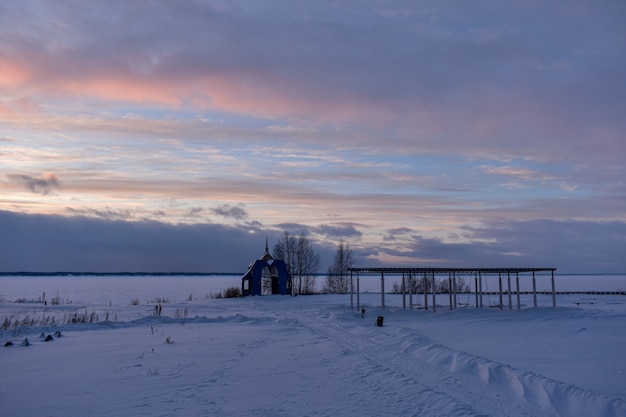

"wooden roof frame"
[347,266,557,312]
[349,267,556,274]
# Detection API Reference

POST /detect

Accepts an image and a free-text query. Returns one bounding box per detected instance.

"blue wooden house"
[241,240,292,296]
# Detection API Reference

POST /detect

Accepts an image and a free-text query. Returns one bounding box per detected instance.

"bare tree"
[323,241,354,294]
[273,231,296,274]
[273,231,320,294]
[391,275,471,294]
[391,274,430,294]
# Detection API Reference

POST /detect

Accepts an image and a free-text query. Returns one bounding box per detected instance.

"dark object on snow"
[44,334,54,342]
[361,308,366,318]
[21,338,30,347]
[3,341,13,347]
[54,330,62,338]
[376,316,384,327]
[38,332,46,339]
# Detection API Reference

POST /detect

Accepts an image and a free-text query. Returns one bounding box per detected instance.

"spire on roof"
[261,236,273,261]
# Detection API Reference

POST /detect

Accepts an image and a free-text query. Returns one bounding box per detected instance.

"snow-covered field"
[1,275,625,417]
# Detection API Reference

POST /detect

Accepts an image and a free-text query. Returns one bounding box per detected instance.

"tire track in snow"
[280,309,558,417]
[382,319,626,417]
[253,299,625,417]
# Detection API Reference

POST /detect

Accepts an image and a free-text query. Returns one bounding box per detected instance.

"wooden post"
[432,271,436,312]
[356,272,360,310]
[507,271,512,310]
[409,272,413,310]
[474,272,479,308]
[447,272,451,309]
[516,272,521,309]
[452,271,457,309]
[350,270,354,310]
[478,272,483,308]
[532,271,537,307]
[402,272,406,309]
[498,272,503,310]
[423,273,428,310]
[551,270,556,307]
[380,270,385,309]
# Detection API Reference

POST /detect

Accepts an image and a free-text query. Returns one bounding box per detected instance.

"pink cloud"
[0,58,33,88]
[59,77,183,107]
[0,1,622,171]
[0,48,440,132]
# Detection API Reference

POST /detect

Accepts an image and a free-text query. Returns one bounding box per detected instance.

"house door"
[261,267,272,295]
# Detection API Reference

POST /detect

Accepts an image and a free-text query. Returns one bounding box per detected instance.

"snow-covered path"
[280,308,553,417]
[283,304,626,417]
[2,284,625,417]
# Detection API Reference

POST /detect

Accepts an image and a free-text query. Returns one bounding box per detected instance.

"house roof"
[246,237,273,270]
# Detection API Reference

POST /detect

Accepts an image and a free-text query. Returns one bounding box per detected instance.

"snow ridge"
[278,305,625,417]
[396,330,626,417]
[280,309,553,417]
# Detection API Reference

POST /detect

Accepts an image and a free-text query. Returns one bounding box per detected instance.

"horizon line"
[1,271,625,277]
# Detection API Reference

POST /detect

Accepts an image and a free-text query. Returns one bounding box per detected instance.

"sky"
[1,0,625,273]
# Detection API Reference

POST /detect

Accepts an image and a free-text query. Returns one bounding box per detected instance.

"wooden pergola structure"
[348,267,557,312]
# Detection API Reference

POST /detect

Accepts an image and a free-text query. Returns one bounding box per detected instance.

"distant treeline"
[0,272,242,276]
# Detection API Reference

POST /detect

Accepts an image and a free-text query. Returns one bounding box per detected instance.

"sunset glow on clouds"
[1,1,625,272]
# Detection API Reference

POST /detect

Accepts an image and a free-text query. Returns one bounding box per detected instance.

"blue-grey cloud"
[3,211,622,274]
[370,220,626,274]
[66,207,135,221]
[211,204,248,221]
[185,207,204,218]
[384,227,414,241]
[0,210,269,273]
[7,173,60,195]
[272,223,311,234]
[462,219,626,273]
[313,223,363,238]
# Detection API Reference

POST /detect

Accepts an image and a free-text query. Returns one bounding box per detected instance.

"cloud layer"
[1,210,623,273]
[0,1,624,272]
